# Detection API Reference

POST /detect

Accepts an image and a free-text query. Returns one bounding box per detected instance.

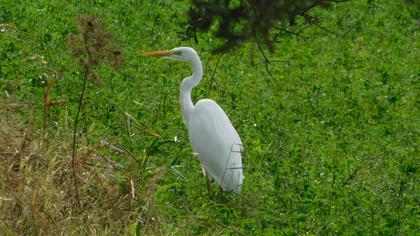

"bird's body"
[188,99,243,193]
[144,47,243,194]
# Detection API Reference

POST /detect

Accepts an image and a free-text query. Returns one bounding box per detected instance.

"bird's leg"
[202,167,212,195]
[205,174,212,195]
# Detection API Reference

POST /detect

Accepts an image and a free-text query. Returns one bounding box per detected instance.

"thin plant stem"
[208,53,224,96]
[71,64,89,211]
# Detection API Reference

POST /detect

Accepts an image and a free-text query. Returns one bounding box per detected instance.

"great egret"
[144,47,243,194]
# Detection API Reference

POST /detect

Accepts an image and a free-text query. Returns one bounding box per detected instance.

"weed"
[67,13,123,210]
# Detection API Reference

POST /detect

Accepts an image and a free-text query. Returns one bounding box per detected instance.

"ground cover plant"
[0,0,418,235]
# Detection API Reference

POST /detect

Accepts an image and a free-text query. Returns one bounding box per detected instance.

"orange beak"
[143,50,172,57]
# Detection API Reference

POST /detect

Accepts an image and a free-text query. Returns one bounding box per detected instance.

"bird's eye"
[173,51,182,56]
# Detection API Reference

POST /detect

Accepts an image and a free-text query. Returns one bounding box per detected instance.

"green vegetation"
[0,0,418,235]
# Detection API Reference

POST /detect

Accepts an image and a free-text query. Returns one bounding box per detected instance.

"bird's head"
[144,47,200,64]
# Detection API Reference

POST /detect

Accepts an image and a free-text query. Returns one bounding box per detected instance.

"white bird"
[144,47,243,194]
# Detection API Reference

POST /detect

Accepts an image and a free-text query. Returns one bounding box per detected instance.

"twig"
[101,139,141,165]
[208,53,224,96]
[312,20,346,38]
[130,178,136,199]
[255,35,275,80]
[273,26,307,42]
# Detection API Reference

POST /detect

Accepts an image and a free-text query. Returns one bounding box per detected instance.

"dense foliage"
[0,0,418,235]
[188,0,350,52]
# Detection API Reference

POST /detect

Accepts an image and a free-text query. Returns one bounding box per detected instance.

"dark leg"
[206,174,212,195]
[219,185,224,194]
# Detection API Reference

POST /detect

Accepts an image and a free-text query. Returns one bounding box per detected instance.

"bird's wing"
[188,99,243,194]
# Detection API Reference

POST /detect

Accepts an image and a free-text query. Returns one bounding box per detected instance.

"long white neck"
[180,58,203,126]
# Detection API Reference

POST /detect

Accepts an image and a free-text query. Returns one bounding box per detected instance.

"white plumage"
[189,99,243,194]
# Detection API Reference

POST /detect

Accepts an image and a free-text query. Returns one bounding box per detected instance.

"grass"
[0,0,418,235]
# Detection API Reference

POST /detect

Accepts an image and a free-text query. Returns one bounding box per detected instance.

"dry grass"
[0,108,165,235]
